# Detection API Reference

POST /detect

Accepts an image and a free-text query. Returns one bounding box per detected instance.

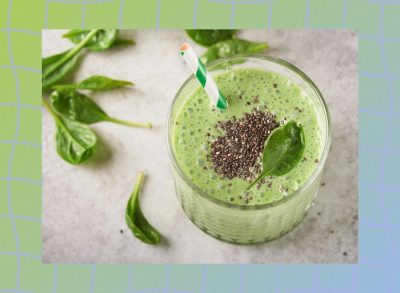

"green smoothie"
[172,68,323,206]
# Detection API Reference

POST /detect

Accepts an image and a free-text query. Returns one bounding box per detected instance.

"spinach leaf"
[43,97,96,165]
[201,39,268,64]
[125,171,161,245]
[185,29,237,46]
[63,29,126,51]
[247,121,305,190]
[42,49,82,90]
[52,75,134,91]
[50,90,152,128]
[42,29,100,90]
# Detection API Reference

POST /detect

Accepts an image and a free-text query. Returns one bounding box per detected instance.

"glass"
[166,55,331,244]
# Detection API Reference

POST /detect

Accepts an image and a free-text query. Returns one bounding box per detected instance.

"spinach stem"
[107,117,153,129]
[43,96,70,136]
[42,96,60,122]
[246,172,266,190]
[51,84,77,91]
[253,43,268,51]
[44,29,100,79]
[131,171,145,207]
[135,171,145,193]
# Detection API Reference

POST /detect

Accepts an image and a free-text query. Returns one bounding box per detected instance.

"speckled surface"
[42,30,358,264]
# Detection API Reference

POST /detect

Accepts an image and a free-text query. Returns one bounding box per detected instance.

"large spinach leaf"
[50,90,152,128]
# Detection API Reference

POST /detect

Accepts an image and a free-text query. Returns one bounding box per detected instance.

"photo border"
[0,0,399,291]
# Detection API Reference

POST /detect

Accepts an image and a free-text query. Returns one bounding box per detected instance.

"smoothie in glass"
[167,56,330,244]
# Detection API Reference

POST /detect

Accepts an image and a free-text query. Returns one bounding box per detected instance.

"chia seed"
[239,192,253,204]
[210,109,279,180]
[294,106,303,113]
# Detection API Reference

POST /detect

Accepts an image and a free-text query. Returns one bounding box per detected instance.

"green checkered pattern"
[1,0,400,292]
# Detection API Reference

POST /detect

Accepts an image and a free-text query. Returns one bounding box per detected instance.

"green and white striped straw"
[179,43,228,110]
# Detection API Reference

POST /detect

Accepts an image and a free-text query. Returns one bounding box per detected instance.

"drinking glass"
[166,55,331,244]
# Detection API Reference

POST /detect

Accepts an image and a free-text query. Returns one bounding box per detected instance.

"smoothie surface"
[173,68,323,206]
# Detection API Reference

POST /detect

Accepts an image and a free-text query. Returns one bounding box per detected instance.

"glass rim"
[166,54,331,211]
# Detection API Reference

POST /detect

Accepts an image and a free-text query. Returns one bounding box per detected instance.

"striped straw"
[179,43,228,110]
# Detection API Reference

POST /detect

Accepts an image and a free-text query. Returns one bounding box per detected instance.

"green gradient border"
[1,0,399,292]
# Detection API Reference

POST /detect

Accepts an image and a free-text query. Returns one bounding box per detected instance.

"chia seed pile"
[209,107,279,181]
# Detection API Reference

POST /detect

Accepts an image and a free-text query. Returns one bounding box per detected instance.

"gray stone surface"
[42,30,358,263]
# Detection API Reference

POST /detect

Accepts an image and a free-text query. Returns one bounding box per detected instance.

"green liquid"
[173,69,323,206]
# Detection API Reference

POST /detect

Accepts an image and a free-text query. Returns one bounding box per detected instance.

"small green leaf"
[43,97,97,165]
[247,121,305,190]
[63,29,118,51]
[50,90,152,128]
[52,75,134,91]
[201,39,268,64]
[185,29,237,47]
[42,49,82,90]
[125,171,161,245]
[77,75,133,90]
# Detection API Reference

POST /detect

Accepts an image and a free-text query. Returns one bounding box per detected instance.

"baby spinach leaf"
[185,29,237,46]
[201,39,268,64]
[42,29,100,90]
[43,97,96,165]
[52,75,134,91]
[42,49,82,90]
[50,90,152,128]
[63,29,126,51]
[247,121,305,190]
[125,171,161,245]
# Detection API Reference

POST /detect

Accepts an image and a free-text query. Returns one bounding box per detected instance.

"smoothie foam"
[173,68,323,206]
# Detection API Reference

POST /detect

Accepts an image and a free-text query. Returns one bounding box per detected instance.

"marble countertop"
[42,30,358,263]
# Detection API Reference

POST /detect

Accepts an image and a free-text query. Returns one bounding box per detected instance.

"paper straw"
[179,43,228,110]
